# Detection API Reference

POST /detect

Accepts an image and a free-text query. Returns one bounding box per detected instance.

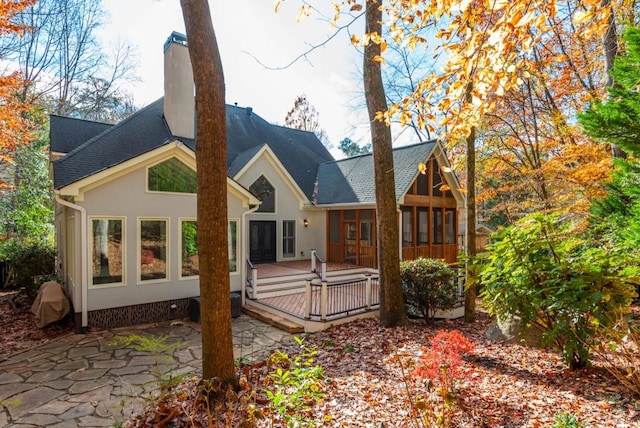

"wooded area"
[1,0,639,425]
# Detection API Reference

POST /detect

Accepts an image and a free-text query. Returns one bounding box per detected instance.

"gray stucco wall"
[71,162,246,313]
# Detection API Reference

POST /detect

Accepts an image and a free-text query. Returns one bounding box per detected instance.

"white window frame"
[282,220,296,258]
[137,217,170,284]
[88,216,126,289]
[146,157,197,195]
[179,217,199,280]
[228,219,239,275]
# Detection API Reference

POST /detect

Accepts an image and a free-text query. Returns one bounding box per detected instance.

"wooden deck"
[254,260,360,279]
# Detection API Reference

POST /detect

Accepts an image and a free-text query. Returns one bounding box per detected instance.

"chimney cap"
[164,31,187,52]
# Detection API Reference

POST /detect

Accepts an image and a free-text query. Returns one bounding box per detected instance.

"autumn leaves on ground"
[127,310,640,428]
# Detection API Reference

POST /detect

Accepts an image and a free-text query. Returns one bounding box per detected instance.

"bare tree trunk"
[464,87,477,322]
[601,0,626,159]
[181,0,236,386]
[364,0,407,328]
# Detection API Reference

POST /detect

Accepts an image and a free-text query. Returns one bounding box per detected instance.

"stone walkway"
[0,315,294,427]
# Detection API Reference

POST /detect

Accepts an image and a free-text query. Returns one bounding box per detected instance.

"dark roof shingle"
[316,141,436,204]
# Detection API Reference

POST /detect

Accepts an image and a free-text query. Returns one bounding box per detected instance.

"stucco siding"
[75,165,246,312]
[236,153,326,261]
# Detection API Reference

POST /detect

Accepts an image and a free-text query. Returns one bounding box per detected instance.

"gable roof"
[225,106,333,199]
[315,141,438,205]
[52,99,178,190]
[51,101,333,198]
[49,115,113,154]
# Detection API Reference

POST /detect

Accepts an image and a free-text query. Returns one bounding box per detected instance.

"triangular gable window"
[148,158,196,194]
[250,175,275,213]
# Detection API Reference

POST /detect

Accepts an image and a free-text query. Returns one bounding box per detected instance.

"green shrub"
[480,213,638,369]
[400,257,459,323]
[4,243,56,299]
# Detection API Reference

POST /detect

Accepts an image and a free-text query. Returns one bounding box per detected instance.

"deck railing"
[310,249,327,281]
[304,274,379,320]
[246,259,258,299]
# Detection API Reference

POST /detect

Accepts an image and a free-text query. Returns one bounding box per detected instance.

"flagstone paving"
[0,315,294,427]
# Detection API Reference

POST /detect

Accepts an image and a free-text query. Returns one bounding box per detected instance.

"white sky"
[101,0,370,157]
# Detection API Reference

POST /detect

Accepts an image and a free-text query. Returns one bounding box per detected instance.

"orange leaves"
[0,0,36,36]
[0,0,35,170]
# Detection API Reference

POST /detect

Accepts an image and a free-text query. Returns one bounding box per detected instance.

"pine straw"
[127,310,640,427]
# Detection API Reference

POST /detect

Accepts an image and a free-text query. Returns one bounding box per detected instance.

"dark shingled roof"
[52,100,333,200]
[225,106,333,199]
[316,141,437,205]
[49,115,113,154]
[52,99,178,189]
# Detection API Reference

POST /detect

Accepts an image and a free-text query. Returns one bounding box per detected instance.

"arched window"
[249,175,275,213]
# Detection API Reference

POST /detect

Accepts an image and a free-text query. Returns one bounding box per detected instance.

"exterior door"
[249,221,276,263]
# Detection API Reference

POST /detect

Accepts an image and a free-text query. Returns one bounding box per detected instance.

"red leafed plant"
[406,329,475,427]
[414,329,475,387]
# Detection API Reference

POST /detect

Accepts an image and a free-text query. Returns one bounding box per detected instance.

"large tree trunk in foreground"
[181,0,236,385]
[364,0,407,328]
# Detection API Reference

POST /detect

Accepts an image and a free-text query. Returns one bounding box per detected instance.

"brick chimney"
[163,31,195,139]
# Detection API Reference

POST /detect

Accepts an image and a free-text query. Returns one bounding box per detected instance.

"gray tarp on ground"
[31,281,70,328]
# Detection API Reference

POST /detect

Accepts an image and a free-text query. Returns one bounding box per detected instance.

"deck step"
[242,305,305,334]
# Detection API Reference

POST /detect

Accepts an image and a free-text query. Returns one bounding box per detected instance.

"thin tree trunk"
[601,0,626,159]
[181,0,236,385]
[364,0,407,328]
[464,83,477,323]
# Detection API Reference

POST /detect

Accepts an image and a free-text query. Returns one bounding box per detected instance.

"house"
[50,32,464,331]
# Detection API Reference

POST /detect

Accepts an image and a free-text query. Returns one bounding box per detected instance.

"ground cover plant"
[125,309,640,427]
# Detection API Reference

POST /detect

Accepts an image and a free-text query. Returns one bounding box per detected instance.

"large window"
[148,158,196,194]
[181,220,198,278]
[229,220,238,273]
[140,219,168,282]
[250,175,275,213]
[282,220,295,258]
[91,218,123,285]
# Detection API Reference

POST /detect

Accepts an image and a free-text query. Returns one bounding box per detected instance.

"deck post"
[251,267,258,299]
[321,261,327,281]
[321,280,328,320]
[365,273,372,309]
[311,249,317,273]
[305,278,312,319]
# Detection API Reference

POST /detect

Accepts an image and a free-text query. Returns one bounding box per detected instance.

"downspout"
[240,203,260,306]
[397,205,402,261]
[54,193,88,333]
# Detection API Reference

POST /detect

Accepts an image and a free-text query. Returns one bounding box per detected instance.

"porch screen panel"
[401,207,413,246]
[432,208,443,244]
[181,220,199,277]
[445,209,456,244]
[360,209,374,245]
[417,208,429,245]
[140,219,167,281]
[432,159,443,196]
[329,211,340,243]
[417,171,429,196]
[92,219,123,285]
[282,220,295,258]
